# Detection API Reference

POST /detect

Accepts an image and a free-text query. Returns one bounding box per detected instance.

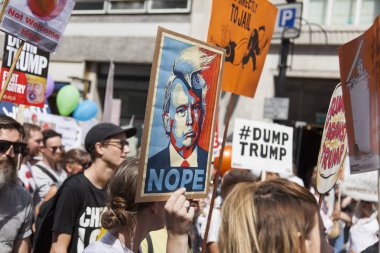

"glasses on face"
[0,140,28,156]
[47,145,65,154]
[102,140,129,150]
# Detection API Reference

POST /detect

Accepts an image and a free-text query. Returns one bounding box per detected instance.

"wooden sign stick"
[201,93,237,253]
[318,194,323,210]
[0,40,25,102]
[0,0,10,21]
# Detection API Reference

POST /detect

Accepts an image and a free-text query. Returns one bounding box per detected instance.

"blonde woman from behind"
[219,179,320,253]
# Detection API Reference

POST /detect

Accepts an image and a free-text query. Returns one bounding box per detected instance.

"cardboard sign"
[316,84,348,194]
[338,16,380,174]
[263,97,289,120]
[207,0,277,97]
[0,33,49,107]
[0,101,82,150]
[341,165,378,202]
[1,0,76,52]
[136,27,224,202]
[232,118,293,175]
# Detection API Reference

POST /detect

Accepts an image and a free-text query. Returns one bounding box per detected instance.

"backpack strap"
[146,233,154,253]
[36,164,58,183]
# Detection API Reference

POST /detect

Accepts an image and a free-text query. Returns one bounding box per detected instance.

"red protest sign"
[0,33,50,107]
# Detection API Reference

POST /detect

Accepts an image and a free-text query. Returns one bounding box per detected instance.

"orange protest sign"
[338,16,380,174]
[208,0,277,98]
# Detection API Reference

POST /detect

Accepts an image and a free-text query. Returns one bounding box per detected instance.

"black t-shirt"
[52,173,105,253]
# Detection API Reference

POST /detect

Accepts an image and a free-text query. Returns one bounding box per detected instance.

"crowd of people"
[0,114,378,253]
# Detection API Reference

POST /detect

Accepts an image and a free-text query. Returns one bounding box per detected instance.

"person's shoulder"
[12,183,31,196]
[61,173,87,188]
[3,184,32,206]
[82,241,108,253]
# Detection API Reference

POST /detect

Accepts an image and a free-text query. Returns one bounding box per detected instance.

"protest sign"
[338,16,380,174]
[0,33,49,107]
[316,84,348,194]
[341,168,378,203]
[23,110,82,150]
[136,27,224,202]
[1,0,76,52]
[0,101,82,149]
[208,0,277,97]
[232,118,293,175]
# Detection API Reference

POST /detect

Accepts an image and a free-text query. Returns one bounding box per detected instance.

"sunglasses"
[47,145,65,154]
[0,140,28,156]
[102,140,129,150]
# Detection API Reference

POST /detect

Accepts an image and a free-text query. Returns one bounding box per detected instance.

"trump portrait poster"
[136,27,224,202]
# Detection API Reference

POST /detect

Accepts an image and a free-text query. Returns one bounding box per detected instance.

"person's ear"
[65,163,73,174]
[94,142,104,156]
[163,113,171,134]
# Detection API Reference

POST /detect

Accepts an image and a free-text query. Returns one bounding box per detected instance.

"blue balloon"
[73,100,98,121]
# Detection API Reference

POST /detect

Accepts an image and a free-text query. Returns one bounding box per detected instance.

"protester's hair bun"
[102,197,136,230]
[100,158,151,231]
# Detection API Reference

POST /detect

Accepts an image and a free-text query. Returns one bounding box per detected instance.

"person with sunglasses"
[31,129,67,209]
[49,122,136,253]
[0,115,33,253]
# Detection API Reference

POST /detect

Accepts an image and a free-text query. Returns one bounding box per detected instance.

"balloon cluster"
[48,75,98,121]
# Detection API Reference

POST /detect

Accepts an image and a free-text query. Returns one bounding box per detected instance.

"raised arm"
[165,188,194,253]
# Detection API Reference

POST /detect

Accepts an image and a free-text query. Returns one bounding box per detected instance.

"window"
[73,0,191,14]
[109,0,145,12]
[148,0,190,13]
[308,0,327,24]
[74,0,106,13]
[361,0,380,25]
[305,0,379,26]
[331,0,356,25]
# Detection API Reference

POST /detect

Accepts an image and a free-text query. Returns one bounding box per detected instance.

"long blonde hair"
[219,179,318,253]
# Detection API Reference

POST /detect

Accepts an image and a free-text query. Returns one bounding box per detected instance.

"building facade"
[1,0,377,182]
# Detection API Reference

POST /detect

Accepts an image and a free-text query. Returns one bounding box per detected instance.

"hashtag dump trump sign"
[232,118,293,174]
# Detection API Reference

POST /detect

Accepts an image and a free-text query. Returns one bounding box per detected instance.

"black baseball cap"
[84,123,137,153]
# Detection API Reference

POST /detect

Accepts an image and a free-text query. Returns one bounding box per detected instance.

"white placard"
[232,118,293,175]
[341,168,378,203]
[1,0,76,52]
[263,97,289,120]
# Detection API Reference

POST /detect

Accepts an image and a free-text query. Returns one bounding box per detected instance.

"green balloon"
[56,85,80,116]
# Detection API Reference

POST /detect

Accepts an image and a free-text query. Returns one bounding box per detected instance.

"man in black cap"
[50,123,136,253]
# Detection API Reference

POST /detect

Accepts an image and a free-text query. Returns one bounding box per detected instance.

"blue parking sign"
[273,3,303,39]
[279,8,296,28]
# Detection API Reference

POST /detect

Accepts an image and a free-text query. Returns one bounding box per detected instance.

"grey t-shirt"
[0,183,33,253]
[31,161,67,206]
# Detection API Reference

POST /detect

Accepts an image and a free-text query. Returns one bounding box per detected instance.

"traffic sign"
[273,2,303,39]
